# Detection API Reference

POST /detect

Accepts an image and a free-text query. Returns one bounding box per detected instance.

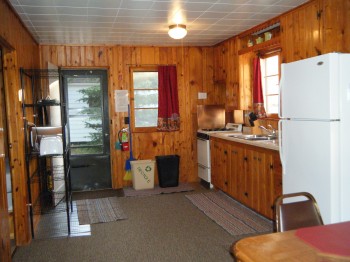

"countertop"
[210,132,279,151]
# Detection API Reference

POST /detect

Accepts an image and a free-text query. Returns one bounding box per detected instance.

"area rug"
[76,197,127,225]
[186,191,273,236]
[123,183,194,197]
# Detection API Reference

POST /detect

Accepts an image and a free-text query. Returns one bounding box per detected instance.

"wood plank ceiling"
[9,0,307,46]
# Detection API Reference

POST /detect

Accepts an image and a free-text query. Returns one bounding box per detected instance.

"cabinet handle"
[224,150,227,155]
[225,181,228,185]
[244,192,248,197]
[244,157,248,161]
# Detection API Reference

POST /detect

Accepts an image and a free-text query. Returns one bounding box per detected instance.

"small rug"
[186,191,273,236]
[76,197,127,225]
[123,183,194,197]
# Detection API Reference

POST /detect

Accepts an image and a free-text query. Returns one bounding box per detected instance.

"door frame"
[61,69,112,191]
[0,44,11,262]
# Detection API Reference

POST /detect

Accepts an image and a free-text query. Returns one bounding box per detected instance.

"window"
[131,68,158,130]
[260,54,279,115]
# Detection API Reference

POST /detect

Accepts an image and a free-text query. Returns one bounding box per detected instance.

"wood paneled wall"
[214,0,350,116]
[40,45,224,188]
[1,0,40,248]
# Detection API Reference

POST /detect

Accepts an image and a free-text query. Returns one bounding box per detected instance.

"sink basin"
[228,134,277,141]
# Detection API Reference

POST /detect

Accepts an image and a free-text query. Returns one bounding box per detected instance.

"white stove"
[197,123,242,187]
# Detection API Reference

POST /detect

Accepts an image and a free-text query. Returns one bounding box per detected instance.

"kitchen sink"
[228,134,277,141]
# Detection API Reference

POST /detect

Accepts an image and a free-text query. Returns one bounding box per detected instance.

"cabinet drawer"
[198,164,211,182]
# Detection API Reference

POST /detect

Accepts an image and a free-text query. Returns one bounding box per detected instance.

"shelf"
[30,165,65,183]
[21,67,72,237]
[21,69,60,78]
[238,36,281,55]
[32,191,69,215]
[24,102,61,107]
[37,100,61,106]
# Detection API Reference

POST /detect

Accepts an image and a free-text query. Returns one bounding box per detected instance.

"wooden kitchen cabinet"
[227,144,243,199]
[210,139,230,192]
[210,137,282,219]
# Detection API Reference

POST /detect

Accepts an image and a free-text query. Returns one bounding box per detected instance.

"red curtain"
[253,57,266,118]
[157,66,180,131]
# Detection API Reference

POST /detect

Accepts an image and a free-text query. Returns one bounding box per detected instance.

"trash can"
[131,160,155,190]
[156,155,180,188]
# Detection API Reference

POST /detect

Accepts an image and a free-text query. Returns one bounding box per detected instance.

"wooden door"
[251,151,267,214]
[210,139,220,188]
[228,144,243,199]
[259,151,283,219]
[240,148,253,206]
[210,139,229,191]
[0,47,11,262]
[280,0,323,63]
[322,0,350,53]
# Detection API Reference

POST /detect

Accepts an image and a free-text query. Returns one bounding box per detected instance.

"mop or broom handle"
[128,104,133,158]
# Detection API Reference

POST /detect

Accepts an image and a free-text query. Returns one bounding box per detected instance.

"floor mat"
[76,197,127,225]
[186,191,273,236]
[34,202,91,239]
[123,183,194,197]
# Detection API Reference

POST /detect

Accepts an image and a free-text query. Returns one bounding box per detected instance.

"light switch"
[198,92,207,99]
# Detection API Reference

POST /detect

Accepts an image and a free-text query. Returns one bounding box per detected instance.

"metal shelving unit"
[20,68,72,238]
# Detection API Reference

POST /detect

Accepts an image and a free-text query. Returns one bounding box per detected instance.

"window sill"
[263,114,279,120]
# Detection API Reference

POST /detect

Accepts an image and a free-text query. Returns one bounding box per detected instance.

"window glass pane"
[133,72,158,89]
[134,90,158,109]
[67,77,103,155]
[135,109,158,127]
[70,146,103,155]
[266,95,279,114]
[265,56,279,75]
[266,75,279,95]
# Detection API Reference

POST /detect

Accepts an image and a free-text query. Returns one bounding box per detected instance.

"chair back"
[275,192,324,232]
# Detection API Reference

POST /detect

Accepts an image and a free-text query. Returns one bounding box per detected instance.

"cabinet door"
[240,148,252,206]
[280,0,322,63]
[272,153,283,207]
[259,152,274,218]
[210,140,219,188]
[251,151,267,214]
[260,152,283,219]
[228,144,242,199]
[210,139,229,191]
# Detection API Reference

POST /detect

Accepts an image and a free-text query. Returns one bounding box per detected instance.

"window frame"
[130,66,158,133]
[260,52,281,119]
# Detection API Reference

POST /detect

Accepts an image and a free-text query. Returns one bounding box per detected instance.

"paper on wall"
[114,90,129,112]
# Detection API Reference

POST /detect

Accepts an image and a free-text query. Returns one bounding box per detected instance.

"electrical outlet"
[198,92,207,99]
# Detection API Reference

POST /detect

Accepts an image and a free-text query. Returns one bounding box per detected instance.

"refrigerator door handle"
[278,120,285,175]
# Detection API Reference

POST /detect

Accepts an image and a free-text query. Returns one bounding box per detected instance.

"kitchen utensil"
[264,32,272,41]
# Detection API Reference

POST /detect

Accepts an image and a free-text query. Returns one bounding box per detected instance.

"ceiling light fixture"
[168,24,187,39]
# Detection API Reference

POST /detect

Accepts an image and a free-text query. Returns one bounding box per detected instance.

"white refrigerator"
[278,53,350,224]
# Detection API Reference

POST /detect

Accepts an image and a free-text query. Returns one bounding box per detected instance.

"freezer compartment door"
[280,54,340,120]
[279,120,340,224]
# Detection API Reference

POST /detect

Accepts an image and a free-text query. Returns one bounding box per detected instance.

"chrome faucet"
[259,125,277,136]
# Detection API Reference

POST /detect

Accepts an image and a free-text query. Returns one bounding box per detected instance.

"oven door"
[197,138,210,168]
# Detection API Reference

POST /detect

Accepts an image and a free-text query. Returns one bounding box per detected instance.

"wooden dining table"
[233,221,350,262]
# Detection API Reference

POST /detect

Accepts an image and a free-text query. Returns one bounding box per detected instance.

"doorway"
[0,46,15,258]
[62,70,111,191]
